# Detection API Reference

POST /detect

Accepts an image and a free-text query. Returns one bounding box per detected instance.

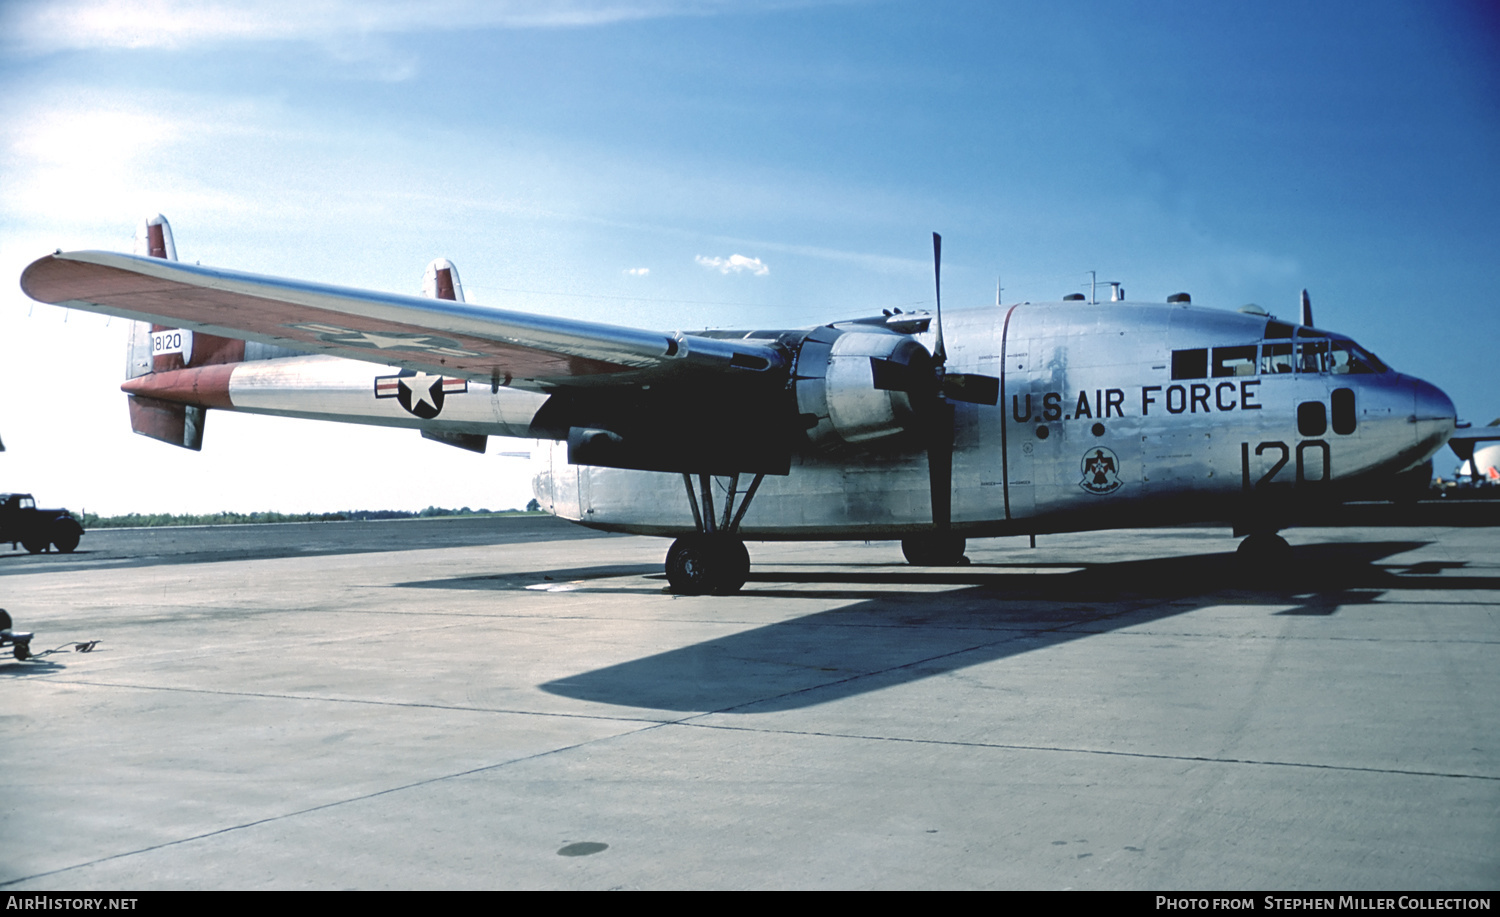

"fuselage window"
[1171,348,1208,380]
[1332,387,1357,435]
[1261,342,1294,374]
[1212,345,1258,377]
[1298,400,1328,437]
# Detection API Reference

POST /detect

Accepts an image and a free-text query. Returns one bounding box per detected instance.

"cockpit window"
[1297,339,1329,374]
[1174,332,1388,380]
[1329,338,1387,374]
[1261,342,1294,374]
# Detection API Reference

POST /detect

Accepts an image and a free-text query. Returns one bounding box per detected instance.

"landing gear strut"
[665,472,764,595]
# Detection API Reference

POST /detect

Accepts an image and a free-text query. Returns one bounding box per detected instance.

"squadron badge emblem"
[1079,446,1123,495]
[375,369,467,419]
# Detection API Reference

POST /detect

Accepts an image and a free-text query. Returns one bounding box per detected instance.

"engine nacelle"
[794,326,932,449]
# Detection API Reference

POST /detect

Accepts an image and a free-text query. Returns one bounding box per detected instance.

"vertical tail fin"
[418,257,487,454]
[422,257,465,302]
[125,214,218,450]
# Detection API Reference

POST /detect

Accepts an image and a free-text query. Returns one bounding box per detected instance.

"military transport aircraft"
[19,216,1458,594]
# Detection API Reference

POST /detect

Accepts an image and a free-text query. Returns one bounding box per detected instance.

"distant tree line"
[81,502,545,529]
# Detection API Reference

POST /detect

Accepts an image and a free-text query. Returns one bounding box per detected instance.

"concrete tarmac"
[2,516,1496,890]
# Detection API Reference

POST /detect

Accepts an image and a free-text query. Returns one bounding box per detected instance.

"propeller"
[1300,289,1313,327]
[927,233,955,531]
[928,233,999,405]
[932,232,946,365]
[867,233,1001,531]
[907,234,1002,531]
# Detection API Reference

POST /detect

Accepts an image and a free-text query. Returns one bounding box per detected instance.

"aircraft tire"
[666,535,749,595]
[901,534,968,566]
[1236,532,1291,570]
[715,538,750,595]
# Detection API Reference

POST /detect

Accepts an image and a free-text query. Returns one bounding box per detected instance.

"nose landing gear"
[901,534,969,566]
[1236,531,1292,568]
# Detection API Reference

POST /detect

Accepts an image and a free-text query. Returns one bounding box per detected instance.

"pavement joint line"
[674,721,1500,782]
[1073,629,1500,645]
[32,678,678,725]
[0,719,681,890]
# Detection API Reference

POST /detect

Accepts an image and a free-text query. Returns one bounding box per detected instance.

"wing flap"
[22,251,786,387]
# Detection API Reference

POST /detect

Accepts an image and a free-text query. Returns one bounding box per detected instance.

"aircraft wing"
[20,251,786,389]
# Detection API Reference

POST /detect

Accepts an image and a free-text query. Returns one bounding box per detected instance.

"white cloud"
[695,253,769,276]
[623,267,650,276]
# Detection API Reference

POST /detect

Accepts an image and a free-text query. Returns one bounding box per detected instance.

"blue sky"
[2,1,1496,514]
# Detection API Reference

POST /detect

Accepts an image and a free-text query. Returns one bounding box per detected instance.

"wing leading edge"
[20,251,787,389]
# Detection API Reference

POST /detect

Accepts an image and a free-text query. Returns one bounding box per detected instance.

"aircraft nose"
[1411,375,1457,452]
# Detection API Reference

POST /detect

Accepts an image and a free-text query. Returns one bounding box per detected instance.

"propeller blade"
[932,232,946,366]
[1300,289,1313,327]
[927,400,955,531]
[941,372,1000,406]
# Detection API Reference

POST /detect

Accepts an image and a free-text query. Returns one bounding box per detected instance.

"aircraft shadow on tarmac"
[403,540,1499,713]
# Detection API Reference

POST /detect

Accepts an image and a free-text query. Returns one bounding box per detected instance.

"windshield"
[1268,322,1387,375]
[1171,326,1390,381]
[1328,337,1387,374]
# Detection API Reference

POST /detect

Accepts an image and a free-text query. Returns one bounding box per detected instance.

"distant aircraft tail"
[422,257,465,303]
[124,215,245,450]
[417,258,489,454]
[120,221,488,454]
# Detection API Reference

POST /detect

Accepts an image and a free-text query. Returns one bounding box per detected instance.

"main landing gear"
[666,472,765,595]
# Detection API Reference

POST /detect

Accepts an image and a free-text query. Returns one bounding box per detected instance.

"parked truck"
[0,493,84,553]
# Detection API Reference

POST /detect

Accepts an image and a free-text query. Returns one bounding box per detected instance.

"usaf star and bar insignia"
[290,322,482,358]
[375,369,467,419]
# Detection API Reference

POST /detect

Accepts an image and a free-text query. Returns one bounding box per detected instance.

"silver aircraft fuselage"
[184,299,1456,539]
